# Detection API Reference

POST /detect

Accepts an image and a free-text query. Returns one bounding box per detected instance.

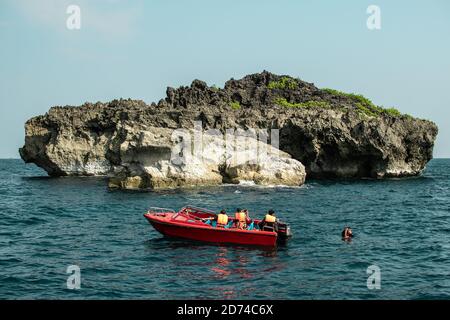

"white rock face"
[225,157,306,186]
[20,123,112,176]
[108,125,306,189]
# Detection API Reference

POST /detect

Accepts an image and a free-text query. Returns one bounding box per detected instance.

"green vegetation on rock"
[268,77,297,90]
[230,101,241,110]
[384,107,402,117]
[274,97,330,109]
[323,88,404,118]
[355,103,377,117]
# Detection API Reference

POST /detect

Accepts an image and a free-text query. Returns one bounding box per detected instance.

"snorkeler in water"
[342,226,353,240]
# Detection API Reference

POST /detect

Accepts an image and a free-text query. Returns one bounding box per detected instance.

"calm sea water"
[1,159,449,300]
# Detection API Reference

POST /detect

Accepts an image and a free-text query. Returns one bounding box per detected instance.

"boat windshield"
[148,207,175,214]
[179,206,216,215]
[176,206,217,220]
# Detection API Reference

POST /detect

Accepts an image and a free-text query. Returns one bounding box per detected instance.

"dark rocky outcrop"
[20,71,438,189]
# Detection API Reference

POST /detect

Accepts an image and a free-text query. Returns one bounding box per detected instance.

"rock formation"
[20,71,438,189]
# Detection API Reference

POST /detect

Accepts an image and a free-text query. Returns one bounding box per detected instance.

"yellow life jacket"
[265,214,276,223]
[217,213,228,225]
[235,211,246,222]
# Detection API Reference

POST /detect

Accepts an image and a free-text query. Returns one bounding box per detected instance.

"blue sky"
[1,0,449,158]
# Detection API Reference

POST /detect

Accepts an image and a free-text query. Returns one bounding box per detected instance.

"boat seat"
[262,225,274,232]
[247,222,254,230]
[204,219,211,225]
[224,221,233,229]
[214,221,233,229]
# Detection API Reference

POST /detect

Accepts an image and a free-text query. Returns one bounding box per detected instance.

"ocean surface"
[1,159,449,300]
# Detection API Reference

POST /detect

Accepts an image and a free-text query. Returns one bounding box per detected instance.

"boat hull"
[144,213,277,247]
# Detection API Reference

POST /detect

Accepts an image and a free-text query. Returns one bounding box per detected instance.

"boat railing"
[147,207,176,215]
[179,205,217,215]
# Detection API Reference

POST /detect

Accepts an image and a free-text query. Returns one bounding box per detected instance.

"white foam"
[238,180,256,186]
[223,181,310,189]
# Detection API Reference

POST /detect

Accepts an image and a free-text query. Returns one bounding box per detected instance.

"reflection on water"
[207,246,279,299]
[211,247,232,278]
[210,247,256,280]
[143,236,284,299]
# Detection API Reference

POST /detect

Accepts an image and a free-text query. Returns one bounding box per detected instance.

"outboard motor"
[276,222,292,243]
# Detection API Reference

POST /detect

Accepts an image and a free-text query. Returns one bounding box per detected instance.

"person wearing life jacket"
[243,209,250,223]
[258,209,278,232]
[234,208,248,229]
[215,209,229,227]
[342,226,353,240]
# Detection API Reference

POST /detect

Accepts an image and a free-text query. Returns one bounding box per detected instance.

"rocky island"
[20,71,438,190]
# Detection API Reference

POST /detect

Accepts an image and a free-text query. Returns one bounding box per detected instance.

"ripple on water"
[1,159,450,299]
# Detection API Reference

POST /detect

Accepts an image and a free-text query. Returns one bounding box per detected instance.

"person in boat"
[204,209,229,227]
[258,209,278,232]
[243,209,251,223]
[242,209,256,230]
[216,209,229,227]
[234,208,248,230]
[342,226,353,240]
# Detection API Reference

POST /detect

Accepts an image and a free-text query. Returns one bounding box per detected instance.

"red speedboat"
[143,206,292,247]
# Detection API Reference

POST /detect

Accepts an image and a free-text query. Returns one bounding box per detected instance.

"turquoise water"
[1,159,449,299]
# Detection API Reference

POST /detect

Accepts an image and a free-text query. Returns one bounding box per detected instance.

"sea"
[1,159,449,299]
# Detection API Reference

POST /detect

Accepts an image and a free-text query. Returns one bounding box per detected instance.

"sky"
[0,0,449,158]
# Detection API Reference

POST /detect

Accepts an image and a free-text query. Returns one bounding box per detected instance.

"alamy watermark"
[66,265,81,289]
[170,121,280,167]
[367,5,381,30]
[66,5,81,30]
[367,265,381,289]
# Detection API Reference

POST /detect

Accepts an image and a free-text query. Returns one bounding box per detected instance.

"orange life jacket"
[217,213,228,226]
[235,211,246,222]
[265,214,276,223]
